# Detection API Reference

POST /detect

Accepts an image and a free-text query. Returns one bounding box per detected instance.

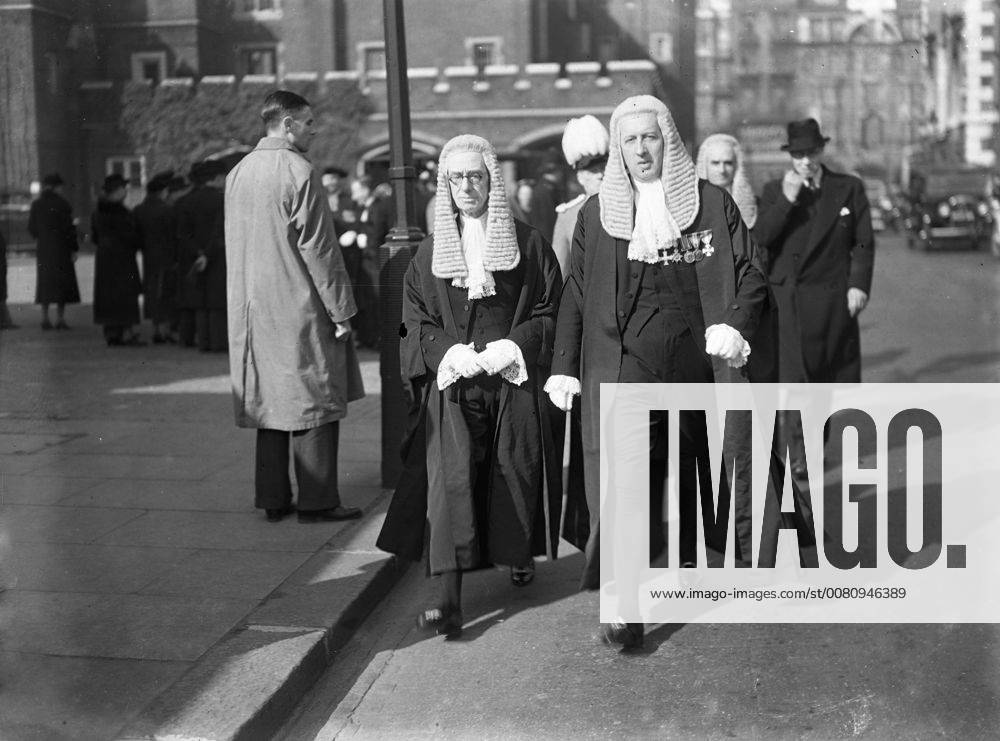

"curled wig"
[598,95,700,240]
[432,134,520,281]
[696,133,757,229]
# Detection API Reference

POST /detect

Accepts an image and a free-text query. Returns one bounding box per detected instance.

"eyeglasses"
[447,171,486,186]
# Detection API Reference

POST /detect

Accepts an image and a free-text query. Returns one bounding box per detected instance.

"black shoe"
[600,621,644,649]
[297,505,362,523]
[55,320,70,330]
[416,607,463,637]
[265,505,295,522]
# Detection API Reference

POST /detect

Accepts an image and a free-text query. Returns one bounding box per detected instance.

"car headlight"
[938,203,951,218]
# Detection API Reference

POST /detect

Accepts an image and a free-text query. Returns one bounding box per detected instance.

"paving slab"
[94,509,359,552]
[4,590,258,661]
[0,474,101,505]
[0,651,190,741]
[0,504,147,544]
[13,452,224,480]
[58,477,253,512]
[119,498,408,740]
[3,542,195,593]
[139,548,314,600]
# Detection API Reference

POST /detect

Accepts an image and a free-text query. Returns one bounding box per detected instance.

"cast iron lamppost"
[380,0,424,487]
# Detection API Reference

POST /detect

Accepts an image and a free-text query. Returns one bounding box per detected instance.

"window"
[235,0,281,18]
[357,42,386,75]
[238,45,277,76]
[983,25,995,38]
[106,156,145,186]
[464,37,503,68]
[649,32,673,64]
[984,50,995,62]
[983,76,995,88]
[131,52,166,85]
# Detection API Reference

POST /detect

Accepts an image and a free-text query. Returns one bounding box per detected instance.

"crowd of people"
[13,87,874,650]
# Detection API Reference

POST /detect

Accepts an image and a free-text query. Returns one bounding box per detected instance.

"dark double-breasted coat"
[754,166,875,382]
[29,190,81,305]
[91,199,142,326]
[377,220,564,573]
[133,195,177,322]
[551,183,768,587]
[175,185,226,311]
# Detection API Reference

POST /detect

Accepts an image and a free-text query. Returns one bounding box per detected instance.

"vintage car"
[863,178,895,232]
[906,170,993,251]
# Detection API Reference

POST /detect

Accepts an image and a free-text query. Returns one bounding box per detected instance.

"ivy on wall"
[120,78,372,175]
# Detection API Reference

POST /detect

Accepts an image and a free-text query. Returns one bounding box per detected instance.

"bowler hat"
[780,118,830,152]
[102,173,128,193]
[41,172,64,187]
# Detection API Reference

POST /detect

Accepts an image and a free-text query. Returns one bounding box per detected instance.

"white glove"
[338,230,357,247]
[477,340,516,376]
[357,232,369,249]
[544,375,581,412]
[705,324,750,368]
[334,321,352,341]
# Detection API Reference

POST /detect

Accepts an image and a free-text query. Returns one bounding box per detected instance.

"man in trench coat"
[547,96,768,648]
[225,90,364,524]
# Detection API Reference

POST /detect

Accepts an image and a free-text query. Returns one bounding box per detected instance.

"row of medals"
[657,229,715,264]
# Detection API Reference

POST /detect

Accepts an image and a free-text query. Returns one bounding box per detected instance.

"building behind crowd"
[696,0,930,188]
[0,0,697,223]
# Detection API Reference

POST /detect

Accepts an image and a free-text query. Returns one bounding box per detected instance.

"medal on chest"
[656,229,714,265]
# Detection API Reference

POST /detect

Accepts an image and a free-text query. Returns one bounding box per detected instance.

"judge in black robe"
[377,134,562,637]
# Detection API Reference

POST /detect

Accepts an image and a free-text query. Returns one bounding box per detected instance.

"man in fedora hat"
[754,118,874,383]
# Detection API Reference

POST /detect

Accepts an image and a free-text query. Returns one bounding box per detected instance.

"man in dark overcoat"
[547,95,768,648]
[133,172,178,343]
[92,174,144,346]
[377,134,563,638]
[28,172,80,329]
[175,160,227,351]
[753,119,874,383]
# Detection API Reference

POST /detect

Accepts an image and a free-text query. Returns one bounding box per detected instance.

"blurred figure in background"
[133,171,178,344]
[526,160,565,242]
[29,173,80,330]
[355,177,392,348]
[175,160,228,352]
[92,173,144,346]
[552,115,610,279]
[508,178,534,224]
[0,228,15,329]
[695,133,758,230]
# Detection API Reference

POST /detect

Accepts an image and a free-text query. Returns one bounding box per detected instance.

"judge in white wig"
[546,95,768,649]
[696,133,758,229]
[551,115,610,278]
[377,133,563,638]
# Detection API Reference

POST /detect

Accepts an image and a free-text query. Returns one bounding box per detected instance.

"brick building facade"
[0,0,696,220]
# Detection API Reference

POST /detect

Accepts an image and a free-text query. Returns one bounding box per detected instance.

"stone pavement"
[0,258,403,740]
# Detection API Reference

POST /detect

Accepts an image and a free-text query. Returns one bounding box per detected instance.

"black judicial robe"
[377,219,563,572]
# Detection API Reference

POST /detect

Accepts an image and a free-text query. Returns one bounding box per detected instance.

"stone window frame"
[233,0,282,21]
[649,32,674,64]
[106,155,146,187]
[130,51,167,85]
[464,36,504,69]
[236,43,280,77]
[357,41,387,76]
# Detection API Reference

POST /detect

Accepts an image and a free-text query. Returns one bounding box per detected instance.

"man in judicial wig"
[377,134,563,638]
[546,95,768,649]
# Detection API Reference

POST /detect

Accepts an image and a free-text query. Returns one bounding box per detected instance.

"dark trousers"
[177,309,196,347]
[196,308,227,351]
[255,421,342,512]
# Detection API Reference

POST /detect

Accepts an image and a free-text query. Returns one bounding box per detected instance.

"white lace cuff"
[479,339,528,386]
[437,343,474,390]
[543,375,582,396]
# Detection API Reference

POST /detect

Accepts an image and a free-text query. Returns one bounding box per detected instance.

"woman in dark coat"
[28,173,80,329]
[92,174,144,346]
